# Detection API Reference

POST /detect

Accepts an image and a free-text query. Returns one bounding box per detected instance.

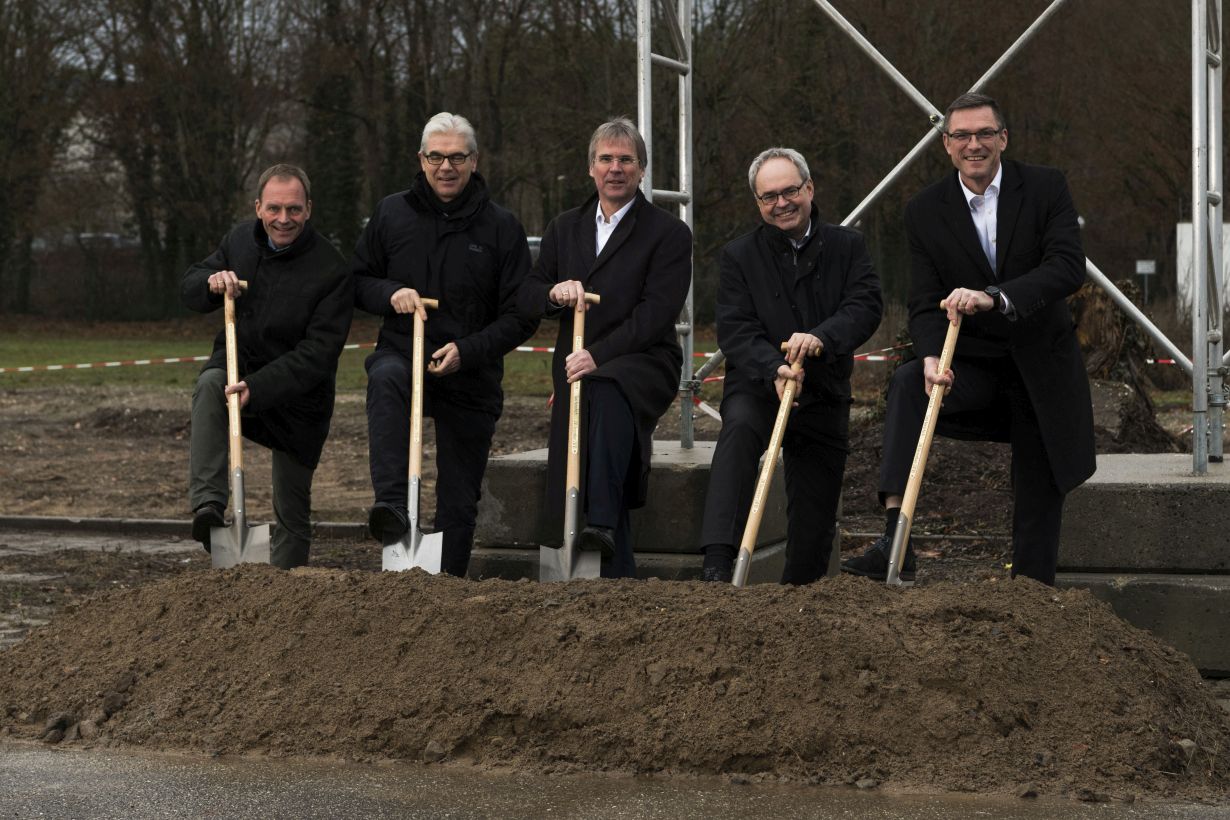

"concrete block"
[468,541,788,584]
[475,442,788,554]
[1057,571,1230,676]
[1060,454,1230,572]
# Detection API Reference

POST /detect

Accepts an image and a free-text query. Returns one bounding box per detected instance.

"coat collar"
[573,189,646,279]
[938,167,996,283]
[251,219,316,260]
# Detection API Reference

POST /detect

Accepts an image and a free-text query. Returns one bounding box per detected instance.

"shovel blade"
[538,543,601,582]
[382,530,443,574]
[210,523,272,569]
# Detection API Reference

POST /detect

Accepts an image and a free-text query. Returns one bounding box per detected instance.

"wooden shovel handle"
[408,299,440,481]
[565,292,600,493]
[898,309,963,521]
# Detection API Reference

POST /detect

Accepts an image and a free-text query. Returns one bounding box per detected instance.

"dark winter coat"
[716,207,883,425]
[351,172,536,416]
[518,190,693,512]
[905,158,1095,493]
[182,219,353,469]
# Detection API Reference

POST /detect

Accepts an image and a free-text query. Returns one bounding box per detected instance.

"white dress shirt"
[958,164,1014,316]
[595,198,635,255]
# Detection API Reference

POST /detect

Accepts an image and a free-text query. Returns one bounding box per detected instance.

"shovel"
[540,291,602,582]
[382,298,443,573]
[885,307,963,586]
[731,341,810,587]
[211,282,272,569]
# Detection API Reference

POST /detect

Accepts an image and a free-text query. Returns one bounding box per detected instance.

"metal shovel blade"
[382,529,443,574]
[539,487,600,582]
[381,476,443,573]
[210,467,271,569]
[210,521,272,569]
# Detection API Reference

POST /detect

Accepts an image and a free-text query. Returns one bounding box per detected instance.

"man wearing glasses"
[697,147,882,583]
[842,92,1093,586]
[353,111,536,577]
[518,117,692,578]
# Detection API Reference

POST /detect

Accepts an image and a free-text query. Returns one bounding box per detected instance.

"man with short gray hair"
[353,112,536,577]
[697,147,882,584]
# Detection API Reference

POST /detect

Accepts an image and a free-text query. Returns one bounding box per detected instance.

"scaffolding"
[638,0,1225,473]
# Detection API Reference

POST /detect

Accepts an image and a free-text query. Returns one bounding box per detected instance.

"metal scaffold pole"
[637,0,696,448]
[1192,0,1225,473]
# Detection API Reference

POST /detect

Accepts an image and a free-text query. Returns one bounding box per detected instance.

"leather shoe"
[577,525,616,558]
[840,533,917,581]
[191,502,226,553]
[368,503,408,541]
[701,564,732,583]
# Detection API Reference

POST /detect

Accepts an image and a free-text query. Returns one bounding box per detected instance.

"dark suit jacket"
[905,159,1095,493]
[518,190,692,512]
[717,211,882,407]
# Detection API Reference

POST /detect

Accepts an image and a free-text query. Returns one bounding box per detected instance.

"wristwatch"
[985,285,1004,312]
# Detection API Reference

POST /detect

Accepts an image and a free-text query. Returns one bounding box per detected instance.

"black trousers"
[366,350,497,577]
[878,356,1064,585]
[700,390,848,585]
[583,380,638,579]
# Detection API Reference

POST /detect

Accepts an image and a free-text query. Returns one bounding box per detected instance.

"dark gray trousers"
[189,367,315,569]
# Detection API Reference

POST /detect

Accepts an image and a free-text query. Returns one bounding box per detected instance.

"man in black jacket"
[353,112,536,577]
[518,118,692,579]
[698,148,882,584]
[841,93,1094,585]
[183,163,354,569]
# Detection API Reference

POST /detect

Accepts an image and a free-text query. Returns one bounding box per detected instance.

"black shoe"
[701,565,732,583]
[368,503,408,541]
[191,502,226,553]
[577,525,616,559]
[840,533,917,581]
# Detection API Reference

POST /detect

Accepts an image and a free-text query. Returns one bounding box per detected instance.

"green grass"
[0,317,719,398]
[0,318,559,395]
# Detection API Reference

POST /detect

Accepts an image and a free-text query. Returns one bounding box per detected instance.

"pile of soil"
[3,566,1228,802]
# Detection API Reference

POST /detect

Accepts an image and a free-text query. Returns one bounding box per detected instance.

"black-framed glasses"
[945,128,1003,144]
[423,151,474,166]
[755,185,804,205]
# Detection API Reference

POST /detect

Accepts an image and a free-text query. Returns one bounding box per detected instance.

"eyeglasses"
[423,151,474,166]
[945,128,1003,145]
[755,185,805,205]
[594,154,639,168]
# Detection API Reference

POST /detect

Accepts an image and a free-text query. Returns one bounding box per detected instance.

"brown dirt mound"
[3,567,1228,801]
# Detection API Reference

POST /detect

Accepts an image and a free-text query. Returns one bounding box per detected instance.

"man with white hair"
[697,147,882,584]
[353,112,536,577]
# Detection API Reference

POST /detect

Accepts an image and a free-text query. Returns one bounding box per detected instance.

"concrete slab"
[1060,454,1230,572]
[476,442,788,554]
[1056,571,1230,676]
[468,541,789,584]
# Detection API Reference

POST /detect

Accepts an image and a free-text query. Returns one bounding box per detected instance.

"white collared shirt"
[958,163,1014,317]
[595,198,635,255]
[959,162,1002,272]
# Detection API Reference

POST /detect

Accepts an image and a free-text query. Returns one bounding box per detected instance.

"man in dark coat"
[842,93,1095,585]
[699,147,882,584]
[353,112,536,577]
[183,163,354,569]
[519,117,692,578]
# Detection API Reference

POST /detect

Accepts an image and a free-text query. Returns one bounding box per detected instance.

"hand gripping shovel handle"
[731,342,813,588]
[885,306,963,586]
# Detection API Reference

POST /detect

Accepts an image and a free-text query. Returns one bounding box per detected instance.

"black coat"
[717,209,882,415]
[351,172,536,416]
[182,220,353,469]
[905,159,1095,493]
[519,190,693,510]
